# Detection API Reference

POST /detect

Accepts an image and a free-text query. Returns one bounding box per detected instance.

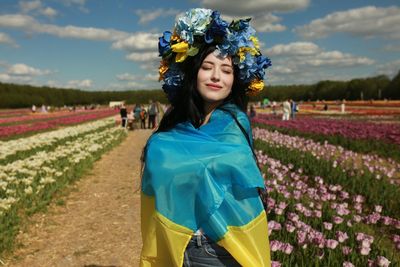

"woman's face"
[197,51,234,109]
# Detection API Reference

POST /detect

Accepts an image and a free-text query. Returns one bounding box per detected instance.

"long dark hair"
[156,45,249,132]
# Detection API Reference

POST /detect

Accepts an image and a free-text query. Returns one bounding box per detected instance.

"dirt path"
[4,129,152,267]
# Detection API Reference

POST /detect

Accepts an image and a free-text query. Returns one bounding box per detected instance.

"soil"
[3,129,152,267]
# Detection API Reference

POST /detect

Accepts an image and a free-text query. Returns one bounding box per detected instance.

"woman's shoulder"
[219,103,251,131]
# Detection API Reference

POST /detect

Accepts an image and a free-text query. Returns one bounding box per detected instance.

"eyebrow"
[202,60,233,68]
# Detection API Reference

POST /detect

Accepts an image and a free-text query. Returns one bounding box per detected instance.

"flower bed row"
[256,149,399,266]
[0,123,127,254]
[0,109,117,139]
[0,117,115,162]
[253,122,400,163]
[253,127,399,187]
[253,114,400,146]
[0,109,114,125]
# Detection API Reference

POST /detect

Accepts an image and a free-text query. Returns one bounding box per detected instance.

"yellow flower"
[171,41,189,62]
[250,36,260,50]
[238,47,259,62]
[248,79,264,94]
[158,61,168,81]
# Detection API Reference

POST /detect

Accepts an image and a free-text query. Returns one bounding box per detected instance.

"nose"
[211,67,220,81]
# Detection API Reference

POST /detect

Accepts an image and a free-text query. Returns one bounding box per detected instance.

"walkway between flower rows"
[4,129,152,267]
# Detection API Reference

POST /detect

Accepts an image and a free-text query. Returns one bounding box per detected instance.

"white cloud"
[375,59,400,78]
[40,7,58,18]
[266,42,374,67]
[126,52,158,62]
[7,63,51,76]
[265,42,375,85]
[67,79,93,89]
[111,32,159,51]
[0,73,33,83]
[251,13,286,32]
[19,0,58,18]
[0,14,128,41]
[267,42,320,56]
[135,8,180,24]
[295,6,400,39]
[0,32,18,47]
[61,0,89,13]
[116,73,158,82]
[201,0,309,15]
[19,0,42,13]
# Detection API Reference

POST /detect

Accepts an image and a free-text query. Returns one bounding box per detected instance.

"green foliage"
[383,70,400,99]
[0,82,168,108]
[250,74,394,102]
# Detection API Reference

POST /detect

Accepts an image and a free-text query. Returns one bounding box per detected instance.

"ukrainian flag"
[140,104,271,267]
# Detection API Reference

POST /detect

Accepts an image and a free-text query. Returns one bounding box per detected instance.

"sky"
[0,0,399,91]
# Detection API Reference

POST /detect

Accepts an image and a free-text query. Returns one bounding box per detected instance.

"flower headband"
[158,8,271,102]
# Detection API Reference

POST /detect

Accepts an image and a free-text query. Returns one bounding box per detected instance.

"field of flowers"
[252,111,400,266]
[0,116,127,254]
[0,108,118,140]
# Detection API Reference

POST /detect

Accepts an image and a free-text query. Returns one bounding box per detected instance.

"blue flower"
[158,31,172,56]
[205,11,228,44]
[175,8,212,44]
[162,65,184,100]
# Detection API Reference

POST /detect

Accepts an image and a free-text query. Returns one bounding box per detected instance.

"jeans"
[183,234,241,267]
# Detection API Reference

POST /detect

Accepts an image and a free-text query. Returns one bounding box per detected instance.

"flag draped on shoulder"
[140,103,271,267]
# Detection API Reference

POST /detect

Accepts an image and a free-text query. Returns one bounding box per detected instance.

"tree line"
[1,71,399,108]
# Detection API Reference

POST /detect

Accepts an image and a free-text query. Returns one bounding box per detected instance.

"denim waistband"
[188,234,214,247]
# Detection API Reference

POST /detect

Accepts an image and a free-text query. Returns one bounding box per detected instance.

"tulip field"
[0,109,127,254]
[252,108,400,266]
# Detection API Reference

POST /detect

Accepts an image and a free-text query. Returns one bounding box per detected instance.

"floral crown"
[158,8,272,102]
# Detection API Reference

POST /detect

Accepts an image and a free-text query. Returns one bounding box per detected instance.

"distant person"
[41,104,47,113]
[133,104,142,128]
[140,105,148,129]
[148,100,158,129]
[249,104,256,119]
[282,99,291,120]
[271,101,277,115]
[323,103,328,111]
[31,104,36,113]
[341,100,346,113]
[290,99,297,119]
[120,104,128,128]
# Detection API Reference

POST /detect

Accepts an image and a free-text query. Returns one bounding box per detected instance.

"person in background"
[134,104,142,129]
[147,100,158,129]
[282,99,291,120]
[31,104,36,113]
[271,100,277,115]
[290,99,297,119]
[249,104,256,119]
[140,105,147,129]
[120,104,128,128]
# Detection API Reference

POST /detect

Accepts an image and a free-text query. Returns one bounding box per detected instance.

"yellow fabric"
[141,192,271,267]
[140,192,193,267]
[217,211,271,267]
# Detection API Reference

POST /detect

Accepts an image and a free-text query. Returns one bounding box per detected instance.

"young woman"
[140,8,272,267]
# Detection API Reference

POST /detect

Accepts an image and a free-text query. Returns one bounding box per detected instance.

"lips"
[206,83,222,90]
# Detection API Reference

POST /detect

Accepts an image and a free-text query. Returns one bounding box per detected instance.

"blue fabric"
[142,103,264,241]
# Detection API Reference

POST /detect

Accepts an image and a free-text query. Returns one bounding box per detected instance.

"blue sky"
[0,0,399,91]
